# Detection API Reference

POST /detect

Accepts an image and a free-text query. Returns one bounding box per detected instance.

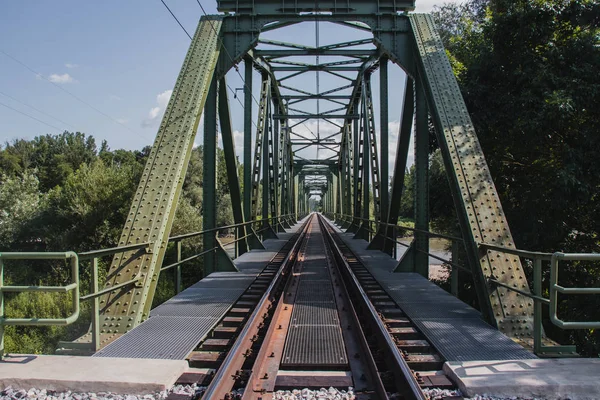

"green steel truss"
[90,1,534,344]
[99,17,223,333]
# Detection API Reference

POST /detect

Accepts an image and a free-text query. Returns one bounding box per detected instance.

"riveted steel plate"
[410,14,534,337]
[281,326,348,367]
[98,17,224,333]
[93,316,218,359]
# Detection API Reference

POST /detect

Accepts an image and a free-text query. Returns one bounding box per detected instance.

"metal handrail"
[332,213,600,356]
[334,212,465,242]
[0,252,79,360]
[334,213,471,274]
[478,244,600,355]
[1,213,299,354]
[550,252,600,329]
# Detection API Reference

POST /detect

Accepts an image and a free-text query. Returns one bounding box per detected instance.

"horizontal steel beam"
[217,1,416,14]
[273,66,361,72]
[291,141,341,146]
[275,114,357,119]
[256,49,375,57]
[282,95,352,100]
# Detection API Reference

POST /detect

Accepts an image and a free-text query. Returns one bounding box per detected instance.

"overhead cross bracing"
[62,0,538,351]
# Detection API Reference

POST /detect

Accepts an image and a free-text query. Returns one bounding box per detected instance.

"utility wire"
[160,0,193,40]
[161,0,259,130]
[195,2,317,138]
[0,49,148,140]
[0,90,78,130]
[0,99,62,132]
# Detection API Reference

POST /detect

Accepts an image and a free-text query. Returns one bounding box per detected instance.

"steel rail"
[317,217,389,399]
[318,214,427,400]
[241,222,312,399]
[202,214,313,399]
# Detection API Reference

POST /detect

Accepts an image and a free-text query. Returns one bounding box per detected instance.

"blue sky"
[0,0,461,167]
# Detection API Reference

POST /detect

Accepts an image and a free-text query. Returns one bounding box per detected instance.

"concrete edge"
[0,355,189,395]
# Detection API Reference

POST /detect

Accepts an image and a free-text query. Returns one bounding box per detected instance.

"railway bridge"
[1,1,600,399]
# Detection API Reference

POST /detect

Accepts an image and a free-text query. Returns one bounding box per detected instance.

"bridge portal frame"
[88,1,535,344]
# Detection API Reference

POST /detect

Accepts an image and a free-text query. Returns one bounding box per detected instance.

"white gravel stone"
[272,387,355,400]
[0,383,212,400]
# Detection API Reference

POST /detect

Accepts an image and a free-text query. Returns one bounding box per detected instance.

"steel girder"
[97,1,534,344]
[409,14,534,338]
[97,17,223,334]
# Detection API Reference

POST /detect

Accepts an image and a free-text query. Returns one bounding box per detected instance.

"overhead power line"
[0,90,78,130]
[160,0,193,40]
[0,99,62,132]
[0,49,148,140]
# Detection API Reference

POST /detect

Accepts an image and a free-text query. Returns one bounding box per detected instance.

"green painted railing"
[0,251,79,360]
[331,212,600,357]
[0,213,300,357]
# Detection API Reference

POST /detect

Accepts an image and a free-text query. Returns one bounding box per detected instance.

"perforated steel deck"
[94,217,308,360]
[281,219,348,368]
[93,316,218,359]
[326,217,537,362]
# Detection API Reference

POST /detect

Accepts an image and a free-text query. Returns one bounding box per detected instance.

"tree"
[0,171,44,250]
[433,0,600,355]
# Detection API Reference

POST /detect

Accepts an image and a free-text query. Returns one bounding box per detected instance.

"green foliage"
[433,0,600,354]
[0,131,236,355]
[3,292,90,354]
[0,171,45,248]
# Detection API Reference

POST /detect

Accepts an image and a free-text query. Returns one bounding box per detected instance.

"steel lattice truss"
[81,1,538,348]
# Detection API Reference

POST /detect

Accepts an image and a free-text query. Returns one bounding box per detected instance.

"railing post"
[533,258,542,354]
[0,257,4,360]
[392,226,397,259]
[176,240,182,294]
[451,240,459,297]
[91,257,100,351]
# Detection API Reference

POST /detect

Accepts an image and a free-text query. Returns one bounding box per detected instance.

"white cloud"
[142,89,172,128]
[388,120,415,175]
[157,90,172,109]
[148,107,160,120]
[109,94,122,101]
[65,63,78,69]
[116,118,129,124]
[48,73,76,84]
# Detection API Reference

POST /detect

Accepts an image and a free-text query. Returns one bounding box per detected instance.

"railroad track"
[179,214,456,400]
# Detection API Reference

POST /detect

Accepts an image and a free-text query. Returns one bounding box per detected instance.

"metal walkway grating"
[281,219,348,368]
[93,316,218,360]
[282,325,348,367]
[328,218,538,362]
[93,219,309,360]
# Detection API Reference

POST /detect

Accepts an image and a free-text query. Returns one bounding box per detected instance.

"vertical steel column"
[271,103,283,232]
[349,99,361,233]
[384,78,414,255]
[451,240,460,296]
[414,78,429,278]
[262,87,277,239]
[344,122,353,227]
[356,85,371,240]
[379,58,389,219]
[203,77,218,275]
[339,143,346,220]
[219,78,249,256]
[243,57,253,226]
[367,58,391,250]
